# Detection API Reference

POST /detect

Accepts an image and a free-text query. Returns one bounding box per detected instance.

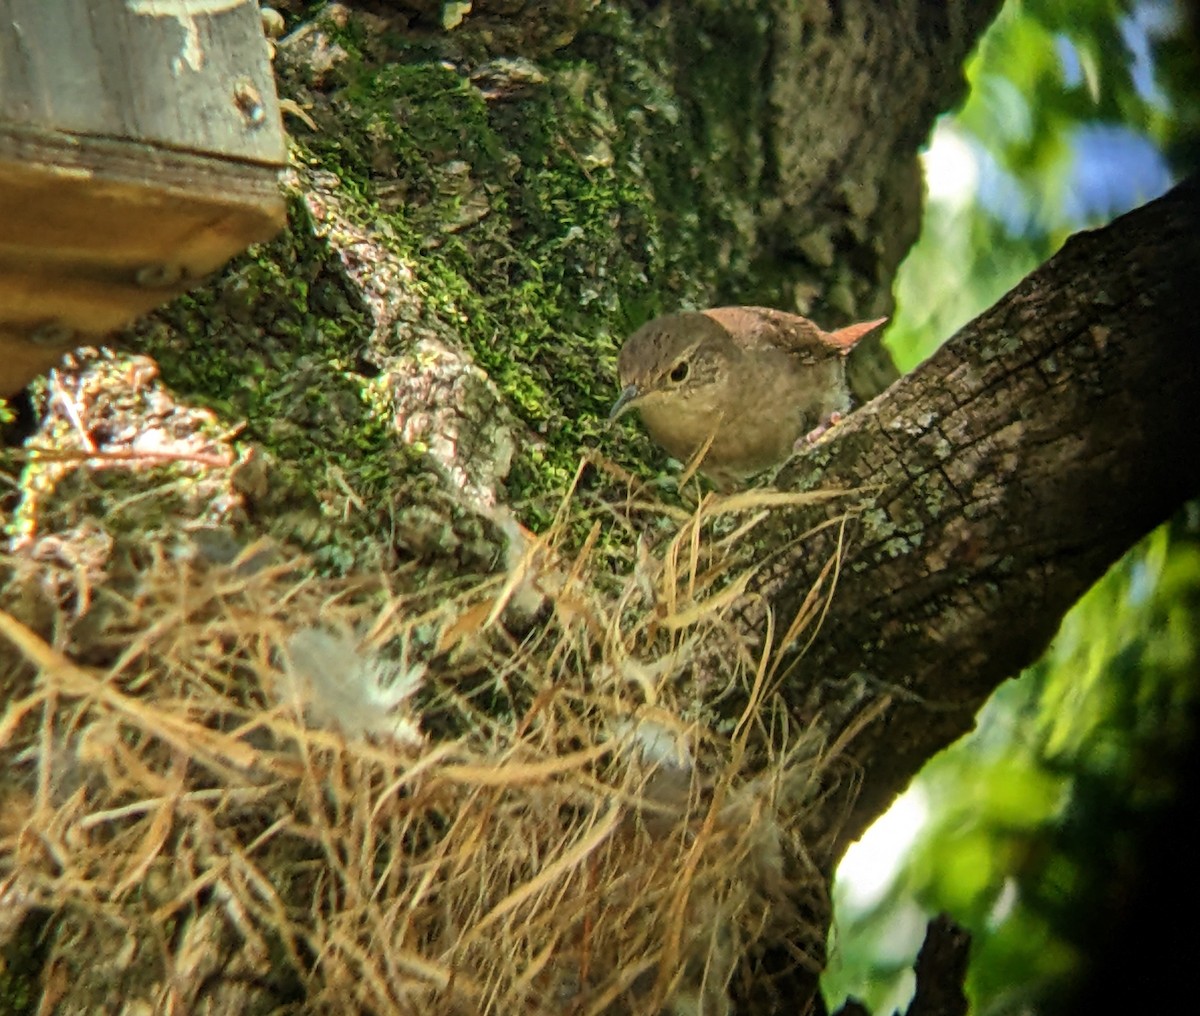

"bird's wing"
[702,306,886,359]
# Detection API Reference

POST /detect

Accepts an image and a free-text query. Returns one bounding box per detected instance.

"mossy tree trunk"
[7,2,1198,1014]
[130,0,999,549]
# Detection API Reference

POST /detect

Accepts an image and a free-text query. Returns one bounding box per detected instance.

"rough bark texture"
[69,0,1003,580]
[7,2,1195,1014]
[752,177,1200,849]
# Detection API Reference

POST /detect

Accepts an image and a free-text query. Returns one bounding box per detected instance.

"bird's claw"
[796,411,843,449]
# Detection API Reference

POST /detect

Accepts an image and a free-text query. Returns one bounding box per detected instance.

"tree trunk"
[748,175,1200,851]
[3,3,1195,1014]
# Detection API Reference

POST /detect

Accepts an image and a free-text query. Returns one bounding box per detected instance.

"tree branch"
[749,175,1200,849]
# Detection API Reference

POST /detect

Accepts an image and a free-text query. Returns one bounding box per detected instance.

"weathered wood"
[0,0,287,395]
[0,0,285,164]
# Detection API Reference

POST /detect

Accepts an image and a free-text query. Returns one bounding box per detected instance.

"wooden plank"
[0,127,284,276]
[0,0,285,165]
[0,127,285,393]
[0,0,288,394]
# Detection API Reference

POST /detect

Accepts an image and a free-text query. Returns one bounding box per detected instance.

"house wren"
[609,306,887,487]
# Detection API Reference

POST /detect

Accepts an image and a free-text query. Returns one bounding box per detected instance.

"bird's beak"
[608,383,642,421]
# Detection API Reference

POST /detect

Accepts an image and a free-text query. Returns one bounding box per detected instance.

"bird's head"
[609,312,737,421]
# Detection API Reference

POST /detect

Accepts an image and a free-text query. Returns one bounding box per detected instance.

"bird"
[609,306,887,487]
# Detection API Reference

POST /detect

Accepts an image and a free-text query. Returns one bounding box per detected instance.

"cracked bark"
[747,175,1200,852]
[5,4,1192,1013]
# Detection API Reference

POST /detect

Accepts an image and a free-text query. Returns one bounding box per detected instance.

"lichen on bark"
[0,3,1022,1012]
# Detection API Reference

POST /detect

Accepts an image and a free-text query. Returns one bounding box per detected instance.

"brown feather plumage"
[611,307,887,486]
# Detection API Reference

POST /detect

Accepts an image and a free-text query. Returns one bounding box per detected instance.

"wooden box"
[0,0,288,394]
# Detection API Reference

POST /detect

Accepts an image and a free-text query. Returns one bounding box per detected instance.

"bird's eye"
[669,361,689,383]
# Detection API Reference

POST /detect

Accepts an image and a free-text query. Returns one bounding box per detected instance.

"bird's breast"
[637,398,724,464]
[636,352,849,479]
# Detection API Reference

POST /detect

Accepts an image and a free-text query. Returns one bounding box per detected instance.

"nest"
[1,362,859,1014]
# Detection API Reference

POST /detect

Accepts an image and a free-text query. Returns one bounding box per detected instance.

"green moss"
[90,3,799,565]
[309,11,712,485]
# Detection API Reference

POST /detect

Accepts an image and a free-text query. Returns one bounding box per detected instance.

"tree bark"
[4,3,1196,1014]
[751,176,1200,850]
